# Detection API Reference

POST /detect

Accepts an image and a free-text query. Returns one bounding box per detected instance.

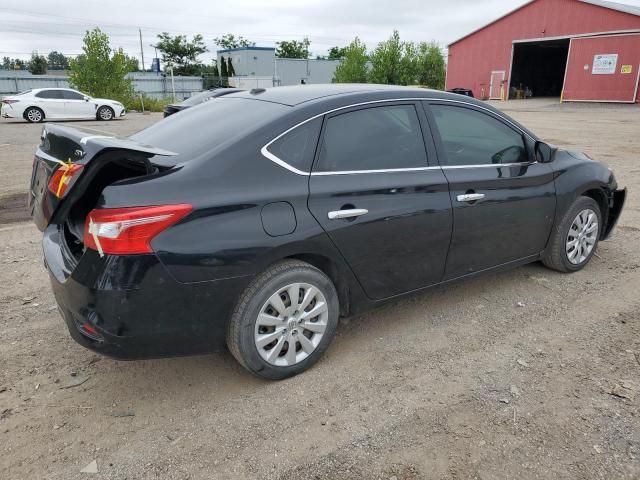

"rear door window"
[314,104,428,172]
[36,90,64,99]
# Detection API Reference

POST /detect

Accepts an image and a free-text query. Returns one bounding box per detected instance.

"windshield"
[130,97,289,162]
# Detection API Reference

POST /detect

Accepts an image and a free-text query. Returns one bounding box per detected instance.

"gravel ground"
[0,101,639,479]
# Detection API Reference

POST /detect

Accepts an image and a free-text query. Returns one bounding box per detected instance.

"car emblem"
[74,149,85,158]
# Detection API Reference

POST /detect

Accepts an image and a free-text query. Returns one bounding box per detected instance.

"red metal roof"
[449,0,640,46]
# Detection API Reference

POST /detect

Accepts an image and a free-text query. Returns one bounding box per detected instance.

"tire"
[24,107,44,123]
[97,106,114,121]
[227,260,339,380]
[543,196,602,272]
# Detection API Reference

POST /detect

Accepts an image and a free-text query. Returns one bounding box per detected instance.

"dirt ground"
[0,100,639,480]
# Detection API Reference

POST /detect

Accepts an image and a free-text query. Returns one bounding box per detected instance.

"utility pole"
[139,28,145,71]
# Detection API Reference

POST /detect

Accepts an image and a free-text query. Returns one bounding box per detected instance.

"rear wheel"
[227,260,339,379]
[97,106,114,121]
[543,196,602,272]
[24,107,44,123]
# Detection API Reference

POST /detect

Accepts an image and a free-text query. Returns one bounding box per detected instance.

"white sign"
[592,54,618,75]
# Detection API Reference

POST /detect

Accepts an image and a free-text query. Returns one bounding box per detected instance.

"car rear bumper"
[43,225,250,359]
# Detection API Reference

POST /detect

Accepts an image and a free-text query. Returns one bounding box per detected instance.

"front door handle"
[456,193,485,202]
[328,208,369,220]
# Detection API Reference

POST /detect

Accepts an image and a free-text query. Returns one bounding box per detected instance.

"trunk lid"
[29,124,177,231]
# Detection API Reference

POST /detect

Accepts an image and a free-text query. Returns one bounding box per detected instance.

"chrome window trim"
[311,166,441,176]
[260,97,536,176]
[441,161,537,169]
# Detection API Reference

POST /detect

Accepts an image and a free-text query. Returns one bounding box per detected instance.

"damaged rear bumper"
[43,225,249,359]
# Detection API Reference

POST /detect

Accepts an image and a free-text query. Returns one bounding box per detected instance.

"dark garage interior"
[509,39,570,98]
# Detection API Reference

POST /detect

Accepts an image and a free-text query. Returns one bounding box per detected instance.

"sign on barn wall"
[592,54,618,74]
[620,65,633,74]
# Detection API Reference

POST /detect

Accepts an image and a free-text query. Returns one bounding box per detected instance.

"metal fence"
[0,73,204,100]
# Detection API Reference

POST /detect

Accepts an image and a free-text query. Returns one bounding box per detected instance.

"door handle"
[456,193,485,202]
[327,208,369,220]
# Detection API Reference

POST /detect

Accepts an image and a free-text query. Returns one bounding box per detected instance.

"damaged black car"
[29,84,626,379]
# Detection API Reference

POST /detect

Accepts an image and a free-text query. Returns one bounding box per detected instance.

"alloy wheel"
[99,107,113,120]
[27,109,42,122]
[254,282,328,367]
[566,208,598,265]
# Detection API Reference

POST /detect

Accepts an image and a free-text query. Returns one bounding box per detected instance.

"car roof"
[225,84,482,107]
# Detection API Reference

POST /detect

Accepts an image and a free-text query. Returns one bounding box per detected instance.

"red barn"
[446,0,640,102]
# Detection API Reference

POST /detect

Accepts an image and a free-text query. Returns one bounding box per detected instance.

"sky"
[2,0,640,64]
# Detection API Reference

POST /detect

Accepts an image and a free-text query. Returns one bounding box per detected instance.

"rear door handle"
[328,208,369,220]
[456,193,485,202]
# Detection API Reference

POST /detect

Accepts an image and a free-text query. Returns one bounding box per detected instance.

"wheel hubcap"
[254,282,328,367]
[566,208,598,265]
[100,109,112,120]
[28,110,41,121]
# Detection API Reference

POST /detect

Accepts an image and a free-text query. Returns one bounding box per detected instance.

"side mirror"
[535,141,557,163]
[84,96,90,102]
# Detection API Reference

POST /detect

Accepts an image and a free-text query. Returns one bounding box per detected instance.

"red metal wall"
[563,34,640,101]
[447,0,640,98]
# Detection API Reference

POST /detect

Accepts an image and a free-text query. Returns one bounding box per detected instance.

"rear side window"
[36,90,63,99]
[430,104,528,166]
[265,117,322,172]
[314,105,428,172]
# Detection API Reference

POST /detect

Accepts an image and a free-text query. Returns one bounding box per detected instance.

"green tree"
[415,41,446,89]
[398,42,418,86]
[220,55,228,77]
[369,30,403,84]
[333,37,369,83]
[276,38,310,59]
[213,34,255,49]
[28,52,48,74]
[2,57,12,70]
[69,28,133,100]
[123,55,139,72]
[328,46,348,60]
[154,32,207,75]
[47,51,69,70]
[227,57,235,76]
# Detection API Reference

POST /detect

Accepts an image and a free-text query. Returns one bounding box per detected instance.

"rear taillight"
[1,99,19,104]
[48,163,84,198]
[83,204,192,256]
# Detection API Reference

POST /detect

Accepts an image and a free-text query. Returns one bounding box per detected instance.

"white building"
[216,47,340,87]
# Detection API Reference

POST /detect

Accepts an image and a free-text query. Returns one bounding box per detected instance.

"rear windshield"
[179,90,216,106]
[130,98,289,162]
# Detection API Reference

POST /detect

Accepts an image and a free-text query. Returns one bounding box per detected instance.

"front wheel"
[97,106,114,121]
[227,260,339,379]
[543,196,602,272]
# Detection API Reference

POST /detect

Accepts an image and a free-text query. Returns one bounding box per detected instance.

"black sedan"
[29,84,626,379]
[162,88,243,117]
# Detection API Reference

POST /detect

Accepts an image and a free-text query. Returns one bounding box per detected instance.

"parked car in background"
[163,88,244,117]
[1,88,125,123]
[29,85,625,379]
[447,87,475,98]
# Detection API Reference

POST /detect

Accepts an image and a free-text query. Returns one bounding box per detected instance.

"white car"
[1,88,125,123]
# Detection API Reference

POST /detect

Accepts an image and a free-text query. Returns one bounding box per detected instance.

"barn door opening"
[509,38,570,99]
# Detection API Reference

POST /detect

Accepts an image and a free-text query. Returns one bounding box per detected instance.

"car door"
[34,90,65,118]
[62,90,95,118]
[424,101,556,280]
[307,102,452,300]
